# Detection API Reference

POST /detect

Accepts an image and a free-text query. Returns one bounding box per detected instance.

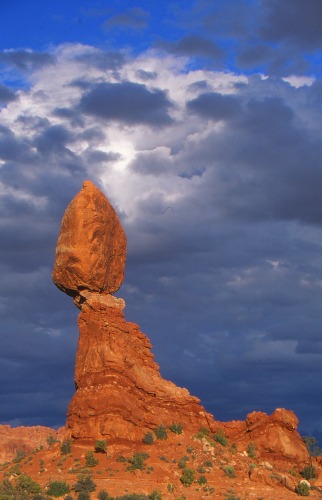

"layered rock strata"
[53,181,215,442]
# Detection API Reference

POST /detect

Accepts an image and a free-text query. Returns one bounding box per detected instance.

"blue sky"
[1,0,322,437]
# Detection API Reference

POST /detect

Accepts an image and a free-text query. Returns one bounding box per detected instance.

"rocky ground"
[1,422,322,499]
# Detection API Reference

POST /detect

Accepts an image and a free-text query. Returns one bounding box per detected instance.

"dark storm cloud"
[260,0,322,50]
[156,34,224,61]
[186,92,241,121]
[0,50,55,71]
[103,7,149,31]
[129,148,173,176]
[0,84,17,103]
[73,50,127,71]
[34,124,74,155]
[0,125,34,162]
[79,81,173,126]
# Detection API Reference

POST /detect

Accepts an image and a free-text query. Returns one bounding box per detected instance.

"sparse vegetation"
[46,435,58,446]
[223,465,236,478]
[180,467,195,486]
[178,455,189,469]
[143,432,154,445]
[154,425,167,440]
[295,481,310,496]
[73,474,96,495]
[213,428,228,446]
[95,440,108,454]
[60,440,71,455]
[85,450,98,468]
[301,464,316,480]
[169,423,182,434]
[197,475,207,485]
[47,480,70,497]
[126,453,150,471]
[247,442,256,459]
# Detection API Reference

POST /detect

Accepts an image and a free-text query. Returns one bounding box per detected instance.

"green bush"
[154,425,167,440]
[46,435,57,446]
[73,474,96,494]
[203,460,213,468]
[143,432,154,445]
[95,440,108,454]
[295,481,310,496]
[85,451,98,468]
[77,493,90,500]
[98,491,110,500]
[180,467,195,486]
[213,429,228,446]
[127,453,149,471]
[16,474,42,496]
[60,440,71,455]
[47,481,70,497]
[223,465,236,478]
[178,456,189,469]
[301,464,316,480]
[169,423,182,434]
[197,475,207,485]
[247,442,256,459]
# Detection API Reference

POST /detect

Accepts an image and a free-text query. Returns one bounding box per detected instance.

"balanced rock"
[53,181,215,442]
[53,180,126,299]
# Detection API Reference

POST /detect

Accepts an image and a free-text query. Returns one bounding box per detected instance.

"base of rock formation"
[66,293,215,443]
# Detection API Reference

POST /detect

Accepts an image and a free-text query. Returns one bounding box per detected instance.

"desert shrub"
[167,483,175,493]
[95,440,108,454]
[224,488,241,500]
[16,474,42,496]
[197,475,207,485]
[73,474,96,494]
[301,464,316,480]
[127,453,149,471]
[302,436,322,457]
[203,460,213,467]
[213,429,228,446]
[85,450,98,468]
[13,450,26,463]
[195,427,209,439]
[178,456,189,469]
[180,468,195,486]
[247,442,256,459]
[223,465,236,478]
[169,423,182,434]
[46,435,57,446]
[98,491,111,500]
[154,425,167,440]
[47,480,70,497]
[143,432,154,445]
[149,491,162,500]
[77,493,90,500]
[60,440,71,455]
[295,481,310,496]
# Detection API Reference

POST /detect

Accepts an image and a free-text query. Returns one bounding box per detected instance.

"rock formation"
[0,425,63,463]
[53,181,215,442]
[53,180,126,302]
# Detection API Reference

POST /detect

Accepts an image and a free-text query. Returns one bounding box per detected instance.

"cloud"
[78,81,174,126]
[0,49,55,71]
[103,7,149,31]
[260,0,322,50]
[0,84,17,103]
[186,91,241,121]
[0,43,322,434]
[156,35,224,61]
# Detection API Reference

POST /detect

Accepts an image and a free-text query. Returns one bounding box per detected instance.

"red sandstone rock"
[52,180,126,298]
[0,424,63,463]
[66,293,216,441]
[226,408,309,464]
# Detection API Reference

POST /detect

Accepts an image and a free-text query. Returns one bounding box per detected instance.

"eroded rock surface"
[53,180,126,299]
[66,293,215,441]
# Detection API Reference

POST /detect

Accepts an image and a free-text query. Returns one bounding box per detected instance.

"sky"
[0,0,322,437]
